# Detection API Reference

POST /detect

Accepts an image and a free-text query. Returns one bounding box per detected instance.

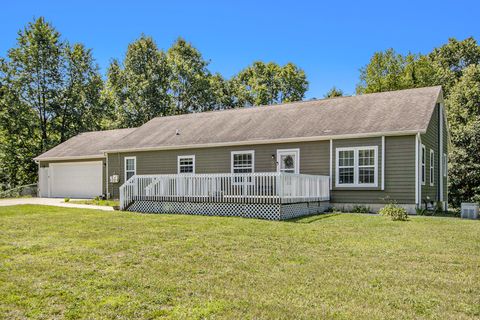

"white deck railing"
[119,172,330,210]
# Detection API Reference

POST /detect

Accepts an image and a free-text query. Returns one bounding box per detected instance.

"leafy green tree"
[6,17,64,151]
[357,37,480,206]
[429,37,480,94]
[231,61,307,106]
[0,17,107,188]
[209,73,235,110]
[446,64,480,206]
[324,86,344,98]
[59,43,106,141]
[107,35,171,127]
[167,38,214,113]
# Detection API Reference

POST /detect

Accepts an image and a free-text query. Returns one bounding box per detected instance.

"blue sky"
[1,0,478,98]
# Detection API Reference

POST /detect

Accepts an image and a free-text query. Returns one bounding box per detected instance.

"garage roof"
[34,128,136,161]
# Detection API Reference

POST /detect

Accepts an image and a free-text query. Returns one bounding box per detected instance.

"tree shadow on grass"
[286,213,340,224]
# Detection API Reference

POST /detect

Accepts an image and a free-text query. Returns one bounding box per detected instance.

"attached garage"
[34,128,137,199]
[40,161,103,198]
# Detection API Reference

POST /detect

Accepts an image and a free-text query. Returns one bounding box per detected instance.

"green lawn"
[66,199,119,207]
[0,206,479,319]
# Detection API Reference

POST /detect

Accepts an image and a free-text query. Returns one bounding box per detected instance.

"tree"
[231,61,307,107]
[0,17,106,188]
[167,37,214,113]
[429,37,480,94]
[58,43,106,141]
[324,86,343,98]
[446,64,480,207]
[356,37,480,207]
[107,35,171,127]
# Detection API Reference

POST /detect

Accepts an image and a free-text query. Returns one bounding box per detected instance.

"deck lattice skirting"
[127,200,330,220]
[120,172,330,220]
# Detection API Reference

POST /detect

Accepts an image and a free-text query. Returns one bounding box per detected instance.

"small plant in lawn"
[351,205,371,213]
[379,202,408,221]
[64,198,70,202]
[415,207,428,215]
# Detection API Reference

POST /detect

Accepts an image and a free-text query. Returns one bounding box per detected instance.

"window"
[443,153,447,177]
[277,149,300,174]
[231,151,254,184]
[124,157,136,181]
[421,145,426,185]
[430,149,435,186]
[338,150,355,184]
[358,149,376,184]
[336,146,378,187]
[178,155,195,174]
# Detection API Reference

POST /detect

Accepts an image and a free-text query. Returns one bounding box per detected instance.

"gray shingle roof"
[103,86,442,152]
[36,86,442,159]
[34,128,137,160]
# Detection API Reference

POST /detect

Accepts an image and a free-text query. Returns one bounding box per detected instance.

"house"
[34,86,448,219]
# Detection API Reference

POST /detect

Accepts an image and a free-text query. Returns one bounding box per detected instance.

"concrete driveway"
[0,198,114,211]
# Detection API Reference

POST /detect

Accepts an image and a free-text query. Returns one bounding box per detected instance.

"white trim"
[102,130,423,154]
[124,156,136,182]
[381,136,385,190]
[439,103,444,201]
[276,148,300,174]
[35,155,106,162]
[335,146,378,188]
[177,155,196,174]
[430,149,435,186]
[329,140,333,190]
[230,150,255,174]
[106,153,109,198]
[415,134,419,206]
[421,144,426,185]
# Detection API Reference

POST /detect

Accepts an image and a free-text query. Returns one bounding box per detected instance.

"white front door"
[277,149,300,197]
[277,149,300,174]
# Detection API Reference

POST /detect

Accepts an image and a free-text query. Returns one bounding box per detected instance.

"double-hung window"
[421,145,426,185]
[124,156,136,181]
[231,151,254,184]
[178,155,195,174]
[336,146,378,187]
[430,149,435,186]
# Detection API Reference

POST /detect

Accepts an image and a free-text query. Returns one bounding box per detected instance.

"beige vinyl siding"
[38,158,107,195]
[331,136,416,204]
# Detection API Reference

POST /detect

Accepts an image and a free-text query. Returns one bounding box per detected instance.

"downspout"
[105,152,109,199]
[329,139,333,190]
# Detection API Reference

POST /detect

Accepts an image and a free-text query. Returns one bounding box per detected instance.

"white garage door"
[49,161,103,198]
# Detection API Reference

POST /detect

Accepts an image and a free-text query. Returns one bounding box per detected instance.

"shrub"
[379,203,408,221]
[64,198,70,202]
[351,205,371,213]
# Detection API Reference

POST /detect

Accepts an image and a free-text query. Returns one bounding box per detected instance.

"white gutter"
[34,155,106,162]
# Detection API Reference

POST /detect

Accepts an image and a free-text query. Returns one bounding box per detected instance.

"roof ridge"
[146,85,442,122]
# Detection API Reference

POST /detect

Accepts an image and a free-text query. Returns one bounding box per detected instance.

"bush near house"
[378,203,409,221]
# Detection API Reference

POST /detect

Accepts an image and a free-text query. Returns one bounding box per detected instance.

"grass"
[66,199,119,207]
[0,205,479,319]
